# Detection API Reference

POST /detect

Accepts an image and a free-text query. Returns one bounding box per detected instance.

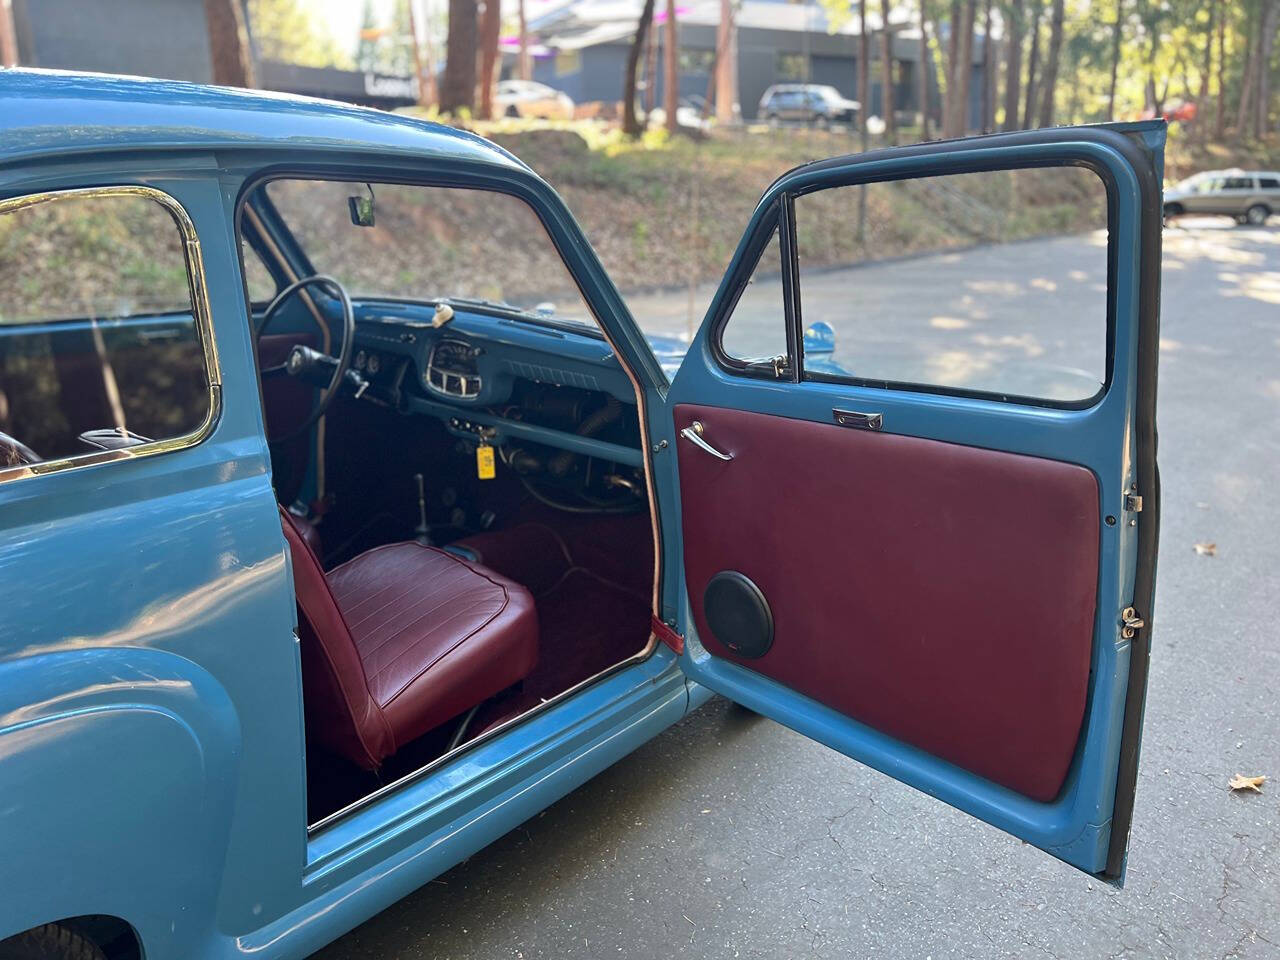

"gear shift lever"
[413,473,433,546]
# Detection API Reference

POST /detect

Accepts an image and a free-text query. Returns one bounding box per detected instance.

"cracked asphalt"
[313,218,1280,959]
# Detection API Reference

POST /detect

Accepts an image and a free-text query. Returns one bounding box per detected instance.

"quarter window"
[0,188,214,473]
[720,226,788,365]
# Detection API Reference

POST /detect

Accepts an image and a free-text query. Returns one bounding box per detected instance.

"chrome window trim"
[0,185,223,486]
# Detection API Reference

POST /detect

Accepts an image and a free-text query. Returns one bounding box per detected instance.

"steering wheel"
[256,275,356,443]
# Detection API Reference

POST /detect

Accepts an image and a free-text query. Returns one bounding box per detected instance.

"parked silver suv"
[1163,169,1280,225]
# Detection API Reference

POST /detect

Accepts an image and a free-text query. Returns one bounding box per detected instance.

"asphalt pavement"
[313,218,1280,959]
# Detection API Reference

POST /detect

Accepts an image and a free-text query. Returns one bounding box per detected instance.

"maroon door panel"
[675,403,1100,802]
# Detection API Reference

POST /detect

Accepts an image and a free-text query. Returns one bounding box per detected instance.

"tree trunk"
[409,0,431,106]
[919,1,932,138]
[1022,0,1042,127]
[1106,0,1124,121]
[858,0,871,244]
[664,0,679,134]
[644,19,658,113]
[1196,0,1214,142]
[203,0,256,87]
[1215,0,1226,137]
[860,0,872,141]
[715,0,737,123]
[441,0,478,115]
[1235,7,1258,137]
[476,0,502,120]
[955,0,976,133]
[981,0,995,132]
[881,0,897,142]
[624,0,657,137]
[944,0,962,136]
[1257,0,1279,137]
[519,0,532,81]
[1002,0,1024,130]
[1037,0,1064,126]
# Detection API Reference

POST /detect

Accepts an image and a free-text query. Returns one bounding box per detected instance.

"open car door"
[663,122,1164,884]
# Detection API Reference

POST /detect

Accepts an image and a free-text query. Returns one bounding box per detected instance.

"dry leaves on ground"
[1228,774,1266,793]
[1194,542,1218,556]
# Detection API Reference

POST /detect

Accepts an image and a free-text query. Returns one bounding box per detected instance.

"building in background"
[7,0,422,109]
[525,0,989,125]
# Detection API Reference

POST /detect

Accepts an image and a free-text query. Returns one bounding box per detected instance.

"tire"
[0,925,108,960]
[1163,202,1184,218]
[504,105,520,119]
[1245,203,1270,225]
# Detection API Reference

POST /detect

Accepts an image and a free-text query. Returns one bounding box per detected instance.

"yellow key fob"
[476,443,496,480]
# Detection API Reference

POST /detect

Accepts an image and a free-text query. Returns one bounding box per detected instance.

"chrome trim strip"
[0,185,222,486]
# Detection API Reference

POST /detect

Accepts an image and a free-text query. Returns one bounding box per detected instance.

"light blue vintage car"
[0,71,1163,960]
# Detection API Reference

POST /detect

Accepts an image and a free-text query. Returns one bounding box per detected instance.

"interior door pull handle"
[680,421,733,461]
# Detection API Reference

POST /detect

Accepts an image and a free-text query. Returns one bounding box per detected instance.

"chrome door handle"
[679,420,733,461]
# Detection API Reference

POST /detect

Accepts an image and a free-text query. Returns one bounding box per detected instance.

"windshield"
[261,179,598,329]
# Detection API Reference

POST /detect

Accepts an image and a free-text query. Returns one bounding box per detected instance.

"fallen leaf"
[1194,542,1218,556]
[1229,774,1266,793]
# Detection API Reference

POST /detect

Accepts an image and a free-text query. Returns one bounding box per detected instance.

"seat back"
[279,507,394,769]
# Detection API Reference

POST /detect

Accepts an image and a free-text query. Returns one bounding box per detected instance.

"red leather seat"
[280,508,538,770]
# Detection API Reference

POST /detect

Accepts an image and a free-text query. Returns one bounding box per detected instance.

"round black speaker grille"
[703,571,774,658]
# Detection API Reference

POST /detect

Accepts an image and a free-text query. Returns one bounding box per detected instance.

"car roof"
[1195,169,1280,178]
[0,69,525,171]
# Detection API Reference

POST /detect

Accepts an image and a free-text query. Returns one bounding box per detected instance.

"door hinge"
[1125,493,1144,512]
[1120,606,1145,640]
[651,614,685,655]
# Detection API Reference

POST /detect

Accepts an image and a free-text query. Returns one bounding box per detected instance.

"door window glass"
[792,166,1110,403]
[0,189,213,471]
[1258,177,1280,189]
[1223,176,1254,190]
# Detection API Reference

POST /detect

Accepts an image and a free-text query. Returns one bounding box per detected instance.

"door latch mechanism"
[1120,607,1145,639]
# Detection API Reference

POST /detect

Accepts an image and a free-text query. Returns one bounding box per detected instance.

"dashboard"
[347,300,643,468]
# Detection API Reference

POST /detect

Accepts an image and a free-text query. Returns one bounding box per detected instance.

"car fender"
[0,647,241,958]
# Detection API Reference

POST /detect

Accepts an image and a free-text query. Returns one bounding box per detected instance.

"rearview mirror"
[348,192,375,227]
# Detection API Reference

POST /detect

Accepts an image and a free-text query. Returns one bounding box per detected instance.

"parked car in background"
[1163,169,1280,224]
[494,79,574,120]
[648,96,712,132]
[758,84,860,126]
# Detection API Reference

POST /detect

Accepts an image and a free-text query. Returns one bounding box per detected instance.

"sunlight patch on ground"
[1030,277,1058,292]
[964,279,1022,295]
[971,332,1046,357]
[1221,270,1280,305]
[929,316,970,330]
[926,350,990,385]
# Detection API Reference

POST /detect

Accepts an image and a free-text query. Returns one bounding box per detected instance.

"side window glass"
[792,166,1109,404]
[242,244,278,304]
[719,226,788,364]
[0,189,213,473]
